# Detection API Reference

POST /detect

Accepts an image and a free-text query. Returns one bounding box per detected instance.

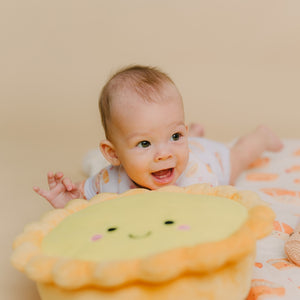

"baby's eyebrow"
[126,131,150,141]
[171,122,186,131]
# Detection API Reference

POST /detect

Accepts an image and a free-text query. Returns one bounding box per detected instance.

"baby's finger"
[47,172,57,189]
[62,177,73,192]
[33,186,49,199]
[55,172,64,181]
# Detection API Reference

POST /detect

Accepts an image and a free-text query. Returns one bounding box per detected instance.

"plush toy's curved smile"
[128,231,152,239]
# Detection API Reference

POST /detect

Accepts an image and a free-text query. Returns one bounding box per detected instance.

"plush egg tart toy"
[11,184,274,300]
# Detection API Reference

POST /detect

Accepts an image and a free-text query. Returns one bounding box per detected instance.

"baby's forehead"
[110,81,182,108]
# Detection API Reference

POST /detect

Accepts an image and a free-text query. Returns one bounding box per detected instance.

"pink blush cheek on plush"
[91,234,103,241]
[177,225,191,231]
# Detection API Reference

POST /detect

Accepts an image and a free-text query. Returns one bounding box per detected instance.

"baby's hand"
[33,172,82,208]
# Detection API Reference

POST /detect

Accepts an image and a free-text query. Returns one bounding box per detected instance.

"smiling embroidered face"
[42,192,248,262]
[94,219,187,241]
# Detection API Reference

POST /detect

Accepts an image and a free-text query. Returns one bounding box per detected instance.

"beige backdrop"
[2,1,300,299]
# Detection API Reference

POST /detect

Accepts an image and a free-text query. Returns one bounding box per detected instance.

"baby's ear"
[99,140,121,166]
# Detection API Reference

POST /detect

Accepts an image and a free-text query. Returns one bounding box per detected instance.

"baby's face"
[108,83,189,190]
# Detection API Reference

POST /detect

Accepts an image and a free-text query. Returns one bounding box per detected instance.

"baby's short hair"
[99,65,177,139]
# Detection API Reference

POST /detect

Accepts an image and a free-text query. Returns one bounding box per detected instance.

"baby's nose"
[154,147,173,161]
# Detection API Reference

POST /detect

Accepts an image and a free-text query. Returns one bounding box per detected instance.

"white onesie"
[84,137,230,199]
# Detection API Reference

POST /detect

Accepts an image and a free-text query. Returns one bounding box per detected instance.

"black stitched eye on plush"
[164,220,175,225]
[107,227,118,232]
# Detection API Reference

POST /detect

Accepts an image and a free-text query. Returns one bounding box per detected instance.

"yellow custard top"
[42,192,248,262]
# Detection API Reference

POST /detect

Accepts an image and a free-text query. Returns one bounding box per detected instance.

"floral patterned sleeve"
[83,171,103,200]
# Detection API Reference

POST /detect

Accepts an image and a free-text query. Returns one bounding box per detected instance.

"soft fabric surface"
[42,193,248,261]
[235,140,300,299]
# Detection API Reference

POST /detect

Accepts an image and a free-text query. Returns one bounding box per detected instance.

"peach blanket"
[236,140,300,299]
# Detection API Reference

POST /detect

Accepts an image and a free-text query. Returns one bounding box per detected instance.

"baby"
[34,65,283,208]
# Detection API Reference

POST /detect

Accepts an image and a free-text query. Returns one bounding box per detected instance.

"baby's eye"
[171,132,182,141]
[137,140,151,148]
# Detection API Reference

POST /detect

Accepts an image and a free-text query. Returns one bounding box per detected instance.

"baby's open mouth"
[151,168,175,184]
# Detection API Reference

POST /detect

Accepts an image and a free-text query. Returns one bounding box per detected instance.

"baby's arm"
[33,172,85,208]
